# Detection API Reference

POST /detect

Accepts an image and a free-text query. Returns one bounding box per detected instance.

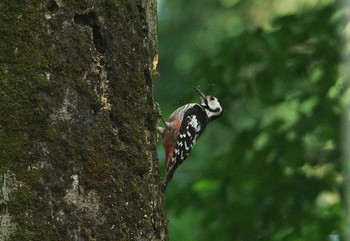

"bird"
[157,86,223,192]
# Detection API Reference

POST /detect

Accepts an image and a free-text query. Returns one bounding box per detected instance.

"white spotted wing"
[168,105,208,172]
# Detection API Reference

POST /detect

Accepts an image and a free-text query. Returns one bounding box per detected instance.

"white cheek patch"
[208,99,222,112]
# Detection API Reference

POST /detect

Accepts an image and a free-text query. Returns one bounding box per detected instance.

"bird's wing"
[163,105,208,192]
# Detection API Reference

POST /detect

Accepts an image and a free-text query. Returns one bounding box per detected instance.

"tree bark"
[0,0,166,240]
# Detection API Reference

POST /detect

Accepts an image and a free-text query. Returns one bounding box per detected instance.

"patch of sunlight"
[273,0,335,15]
[344,22,350,53]
[261,99,300,131]
[328,76,343,99]
[193,179,220,194]
[316,191,340,208]
[299,97,319,117]
[340,86,350,107]
[324,139,335,150]
[253,132,270,150]
[284,166,295,176]
[310,67,324,82]
[250,0,335,29]
[300,163,334,179]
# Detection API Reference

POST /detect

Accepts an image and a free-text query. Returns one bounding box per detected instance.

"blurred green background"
[154,0,344,240]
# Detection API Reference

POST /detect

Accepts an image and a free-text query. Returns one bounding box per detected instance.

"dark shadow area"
[74,11,107,53]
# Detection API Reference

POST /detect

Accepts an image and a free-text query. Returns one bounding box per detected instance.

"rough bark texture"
[0,0,166,240]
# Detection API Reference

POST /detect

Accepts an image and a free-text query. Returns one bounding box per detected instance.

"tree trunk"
[0,0,167,240]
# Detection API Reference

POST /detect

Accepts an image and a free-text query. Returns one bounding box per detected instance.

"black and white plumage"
[157,86,223,192]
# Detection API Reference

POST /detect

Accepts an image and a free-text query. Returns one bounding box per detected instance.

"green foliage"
[156,1,343,241]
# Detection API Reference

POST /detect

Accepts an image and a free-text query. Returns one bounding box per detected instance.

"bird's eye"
[210,97,215,101]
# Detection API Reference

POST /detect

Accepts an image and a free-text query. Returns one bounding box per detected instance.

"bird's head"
[194,86,223,121]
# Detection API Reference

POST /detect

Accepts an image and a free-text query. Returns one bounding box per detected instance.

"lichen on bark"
[0,0,167,240]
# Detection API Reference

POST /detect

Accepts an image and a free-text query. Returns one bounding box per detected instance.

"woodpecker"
[157,86,223,192]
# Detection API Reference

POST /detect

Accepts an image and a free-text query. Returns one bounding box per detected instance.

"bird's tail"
[161,167,176,193]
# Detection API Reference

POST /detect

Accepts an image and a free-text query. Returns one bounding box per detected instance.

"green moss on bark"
[1,0,166,240]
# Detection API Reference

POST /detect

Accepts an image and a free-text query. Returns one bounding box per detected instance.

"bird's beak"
[193,86,206,100]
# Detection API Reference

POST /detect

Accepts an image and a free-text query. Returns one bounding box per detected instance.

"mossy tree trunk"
[0,0,167,240]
